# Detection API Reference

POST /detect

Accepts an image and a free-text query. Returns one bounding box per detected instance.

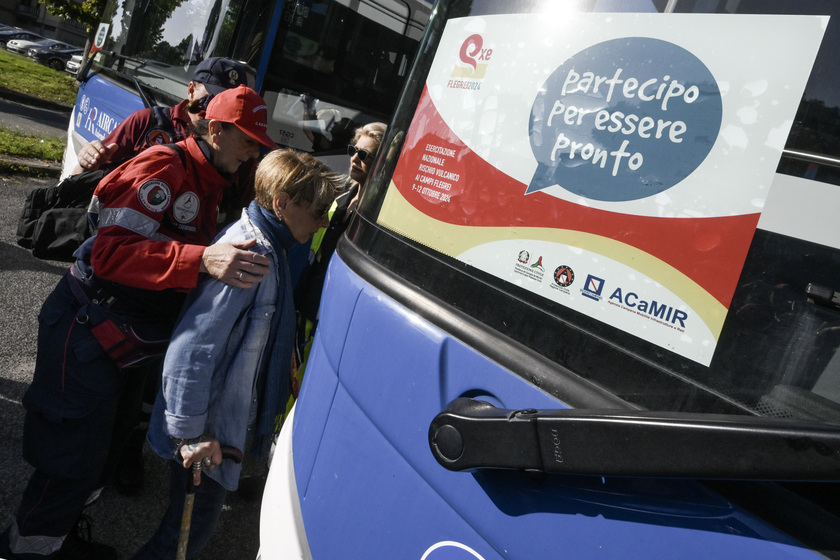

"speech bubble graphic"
[528,37,722,201]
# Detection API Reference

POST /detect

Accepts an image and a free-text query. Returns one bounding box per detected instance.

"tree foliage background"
[39,0,108,40]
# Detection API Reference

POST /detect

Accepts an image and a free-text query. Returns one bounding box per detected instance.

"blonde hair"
[352,122,387,151]
[254,149,343,211]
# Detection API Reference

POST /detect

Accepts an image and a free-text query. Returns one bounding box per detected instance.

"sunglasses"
[188,94,215,114]
[347,144,374,162]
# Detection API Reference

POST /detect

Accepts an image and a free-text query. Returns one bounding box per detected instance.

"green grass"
[0,126,65,160]
[0,49,76,170]
[0,48,79,107]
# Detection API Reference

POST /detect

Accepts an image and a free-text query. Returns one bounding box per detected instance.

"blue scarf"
[247,201,297,456]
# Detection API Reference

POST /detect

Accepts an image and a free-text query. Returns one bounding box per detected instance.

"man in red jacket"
[73,57,257,498]
[1,85,276,560]
[72,57,257,225]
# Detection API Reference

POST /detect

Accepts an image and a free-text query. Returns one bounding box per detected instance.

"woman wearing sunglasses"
[291,121,387,384]
[347,122,385,196]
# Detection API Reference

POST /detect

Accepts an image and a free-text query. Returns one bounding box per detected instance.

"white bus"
[64,0,433,175]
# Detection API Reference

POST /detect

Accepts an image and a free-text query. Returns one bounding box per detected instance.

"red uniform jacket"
[90,136,229,292]
[100,99,255,225]
[102,100,192,169]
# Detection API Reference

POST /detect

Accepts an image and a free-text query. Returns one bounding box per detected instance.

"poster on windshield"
[378,13,827,365]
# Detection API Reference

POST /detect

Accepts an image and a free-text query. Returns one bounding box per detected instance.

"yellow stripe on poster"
[378,181,727,338]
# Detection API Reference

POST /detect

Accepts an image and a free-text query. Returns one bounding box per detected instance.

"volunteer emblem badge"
[227,69,239,87]
[138,180,171,212]
[173,192,200,223]
[145,128,175,147]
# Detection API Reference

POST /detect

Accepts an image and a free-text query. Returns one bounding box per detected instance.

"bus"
[62,0,433,176]
[258,0,840,558]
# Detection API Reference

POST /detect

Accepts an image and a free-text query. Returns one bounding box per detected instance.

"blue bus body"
[260,0,840,558]
[264,252,824,559]
[69,75,145,145]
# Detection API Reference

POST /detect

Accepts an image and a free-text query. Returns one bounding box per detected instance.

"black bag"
[16,105,178,262]
[16,169,106,261]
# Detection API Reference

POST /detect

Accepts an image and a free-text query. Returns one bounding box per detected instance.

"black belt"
[69,262,133,312]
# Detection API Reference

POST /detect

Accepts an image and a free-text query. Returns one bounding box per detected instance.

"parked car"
[6,37,70,55]
[27,45,82,71]
[0,29,41,48]
[64,53,83,75]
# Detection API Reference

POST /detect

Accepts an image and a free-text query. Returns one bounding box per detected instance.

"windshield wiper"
[429,398,840,480]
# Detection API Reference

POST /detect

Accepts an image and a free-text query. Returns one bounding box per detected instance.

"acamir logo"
[452,34,492,81]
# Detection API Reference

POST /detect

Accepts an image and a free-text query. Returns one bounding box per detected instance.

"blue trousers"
[132,461,228,560]
[9,274,153,556]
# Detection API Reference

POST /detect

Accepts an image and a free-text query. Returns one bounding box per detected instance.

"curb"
[0,87,73,114]
[0,154,62,177]
[0,88,69,176]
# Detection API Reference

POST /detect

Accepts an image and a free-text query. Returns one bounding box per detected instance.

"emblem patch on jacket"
[138,180,171,212]
[173,192,200,223]
[145,128,175,147]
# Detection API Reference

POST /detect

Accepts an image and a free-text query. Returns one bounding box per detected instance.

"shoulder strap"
[165,143,187,169]
[151,105,174,133]
[141,105,179,149]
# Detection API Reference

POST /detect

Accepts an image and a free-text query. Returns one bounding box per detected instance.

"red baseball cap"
[205,85,276,148]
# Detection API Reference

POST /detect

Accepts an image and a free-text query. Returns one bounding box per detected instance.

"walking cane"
[176,446,243,560]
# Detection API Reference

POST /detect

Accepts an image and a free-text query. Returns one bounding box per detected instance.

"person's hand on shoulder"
[201,238,271,288]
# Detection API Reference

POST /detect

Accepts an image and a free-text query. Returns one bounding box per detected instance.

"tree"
[39,0,109,47]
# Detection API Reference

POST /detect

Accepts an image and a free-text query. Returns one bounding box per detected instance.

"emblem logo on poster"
[581,274,605,301]
[449,34,492,90]
[554,265,574,287]
[513,251,544,282]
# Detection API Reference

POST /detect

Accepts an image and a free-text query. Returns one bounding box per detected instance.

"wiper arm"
[95,48,148,68]
[429,398,840,480]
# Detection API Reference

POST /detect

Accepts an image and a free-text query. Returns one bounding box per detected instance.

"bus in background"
[62,0,432,176]
[259,0,840,558]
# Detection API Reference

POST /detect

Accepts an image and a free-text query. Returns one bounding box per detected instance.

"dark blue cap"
[192,57,249,95]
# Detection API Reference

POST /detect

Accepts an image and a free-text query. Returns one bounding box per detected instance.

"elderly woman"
[134,149,342,559]
[345,121,387,210]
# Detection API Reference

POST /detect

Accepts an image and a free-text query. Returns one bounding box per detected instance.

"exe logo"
[448,34,492,89]
[581,274,605,301]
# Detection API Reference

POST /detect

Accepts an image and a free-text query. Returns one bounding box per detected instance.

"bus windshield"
[356,0,840,426]
[90,0,264,101]
[87,0,431,154]
[257,1,840,557]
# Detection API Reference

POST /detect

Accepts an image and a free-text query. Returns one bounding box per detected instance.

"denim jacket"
[147,208,288,490]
